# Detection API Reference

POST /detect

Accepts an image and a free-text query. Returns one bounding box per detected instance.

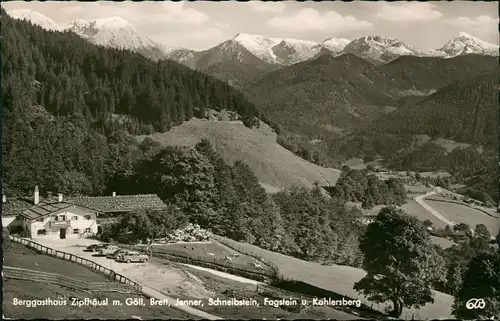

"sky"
[3,1,499,51]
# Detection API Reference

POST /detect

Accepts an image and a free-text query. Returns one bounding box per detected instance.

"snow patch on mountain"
[66,17,157,50]
[7,9,61,31]
[435,32,498,57]
[321,37,351,53]
[233,33,324,65]
[342,36,416,63]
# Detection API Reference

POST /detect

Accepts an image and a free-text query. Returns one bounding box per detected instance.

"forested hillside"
[372,72,498,147]
[381,55,498,95]
[1,10,261,196]
[244,53,397,137]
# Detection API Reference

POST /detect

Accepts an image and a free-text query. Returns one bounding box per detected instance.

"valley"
[3,2,499,320]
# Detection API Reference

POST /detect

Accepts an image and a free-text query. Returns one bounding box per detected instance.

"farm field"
[215,236,454,320]
[401,199,450,229]
[136,119,341,190]
[360,199,449,230]
[425,200,500,236]
[144,241,271,272]
[429,236,456,249]
[2,239,193,320]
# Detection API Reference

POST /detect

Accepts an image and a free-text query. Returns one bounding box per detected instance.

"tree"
[474,224,491,240]
[354,206,446,318]
[454,223,472,237]
[452,250,500,319]
[422,219,434,229]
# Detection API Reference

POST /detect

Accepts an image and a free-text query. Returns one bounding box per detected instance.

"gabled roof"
[64,194,166,213]
[3,194,166,219]
[1,198,33,216]
[21,200,75,220]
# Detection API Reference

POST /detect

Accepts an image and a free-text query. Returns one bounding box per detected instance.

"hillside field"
[214,236,454,320]
[425,200,500,236]
[136,118,341,190]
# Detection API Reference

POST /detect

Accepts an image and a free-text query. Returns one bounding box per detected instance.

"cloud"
[248,1,286,13]
[150,23,229,50]
[215,22,229,30]
[444,15,498,30]
[181,27,226,41]
[375,2,442,22]
[60,6,85,15]
[269,8,373,32]
[159,2,209,25]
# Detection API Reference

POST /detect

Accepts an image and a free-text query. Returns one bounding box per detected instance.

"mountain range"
[243,52,498,138]
[8,10,499,74]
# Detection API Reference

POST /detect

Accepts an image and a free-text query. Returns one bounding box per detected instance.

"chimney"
[34,186,40,205]
[112,192,116,197]
[58,193,63,203]
[2,195,6,203]
[47,191,52,199]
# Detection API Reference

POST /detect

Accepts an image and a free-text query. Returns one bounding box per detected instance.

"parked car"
[116,251,149,263]
[106,249,132,259]
[85,243,108,252]
[99,245,120,256]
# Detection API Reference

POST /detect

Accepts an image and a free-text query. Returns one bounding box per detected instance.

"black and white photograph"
[1,1,499,320]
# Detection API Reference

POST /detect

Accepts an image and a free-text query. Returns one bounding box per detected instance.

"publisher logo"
[466,298,486,310]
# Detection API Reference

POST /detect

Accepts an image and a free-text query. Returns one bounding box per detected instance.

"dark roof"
[2,198,33,216]
[65,194,166,213]
[21,200,74,220]
[3,194,166,219]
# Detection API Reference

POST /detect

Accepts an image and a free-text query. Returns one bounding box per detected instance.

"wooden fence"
[7,235,142,291]
[118,243,276,282]
[4,266,139,294]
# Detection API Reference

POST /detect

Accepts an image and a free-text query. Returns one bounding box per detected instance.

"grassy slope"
[425,200,500,236]
[177,265,360,320]
[214,236,454,319]
[136,119,341,189]
[3,240,191,320]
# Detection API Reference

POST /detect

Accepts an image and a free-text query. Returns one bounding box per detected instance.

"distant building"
[2,186,166,239]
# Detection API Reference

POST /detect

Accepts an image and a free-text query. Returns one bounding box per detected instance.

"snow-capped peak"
[232,33,324,65]
[342,36,416,63]
[320,37,351,53]
[436,31,499,57]
[64,16,167,60]
[7,9,61,31]
[89,16,134,30]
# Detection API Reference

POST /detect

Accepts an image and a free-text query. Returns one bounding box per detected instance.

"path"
[414,192,455,226]
[180,263,264,285]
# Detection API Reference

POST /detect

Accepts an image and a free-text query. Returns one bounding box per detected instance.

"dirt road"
[414,192,455,226]
[31,238,221,320]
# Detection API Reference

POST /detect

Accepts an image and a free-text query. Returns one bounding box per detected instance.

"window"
[37,229,47,235]
[60,215,67,221]
[71,216,78,220]
[84,215,91,220]
[54,216,58,221]
[38,218,44,222]
[50,216,55,221]
[85,228,91,233]
[96,220,101,224]
[73,228,79,234]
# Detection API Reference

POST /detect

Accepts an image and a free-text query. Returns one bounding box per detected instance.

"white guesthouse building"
[2,186,166,239]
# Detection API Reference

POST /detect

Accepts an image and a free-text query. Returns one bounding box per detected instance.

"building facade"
[2,186,166,240]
